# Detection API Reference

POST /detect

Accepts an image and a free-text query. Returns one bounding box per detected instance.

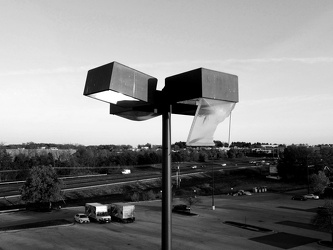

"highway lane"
[0,164,262,198]
[0,172,161,198]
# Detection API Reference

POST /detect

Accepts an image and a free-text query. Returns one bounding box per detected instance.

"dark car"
[291,195,307,201]
[172,204,190,212]
[26,202,52,212]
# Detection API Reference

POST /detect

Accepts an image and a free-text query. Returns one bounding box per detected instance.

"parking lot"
[0,192,330,250]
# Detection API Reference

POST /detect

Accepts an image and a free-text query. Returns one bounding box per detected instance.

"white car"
[122,169,131,174]
[303,194,319,200]
[237,190,252,196]
[74,213,90,223]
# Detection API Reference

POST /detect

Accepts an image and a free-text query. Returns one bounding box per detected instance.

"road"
[0,192,330,250]
[0,163,259,198]
[0,172,161,198]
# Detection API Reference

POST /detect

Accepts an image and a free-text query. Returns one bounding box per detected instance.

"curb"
[0,208,25,214]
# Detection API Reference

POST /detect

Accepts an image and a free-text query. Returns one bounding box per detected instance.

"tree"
[198,150,208,162]
[0,149,12,170]
[173,141,186,149]
[312,200,333,244]
[277,145,312,180]
[227,148,237,158]
[181,190,202,209]
[20,165,63,205]
[214,140,223,147]
[0,149,14,181]
[310,171,329,194]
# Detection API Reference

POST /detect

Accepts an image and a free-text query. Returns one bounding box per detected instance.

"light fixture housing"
[83,61,159,121]
[163,67,238,105]
[84,62,239,143]
[163,68,239,146]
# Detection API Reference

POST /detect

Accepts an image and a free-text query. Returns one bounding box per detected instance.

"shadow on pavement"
[318,240,333,248]
[250,232,318,249]
[172,211,198,216]
[224,221,273,232]
[276,220,328,233]
[0,219,72,231]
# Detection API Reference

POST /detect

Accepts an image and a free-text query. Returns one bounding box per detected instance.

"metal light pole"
[212,165,215,210]
[306,155,310,194]
[176,166,180,188]
[307,164,310,194]
[162,105,172,250]
[228,111,232,147]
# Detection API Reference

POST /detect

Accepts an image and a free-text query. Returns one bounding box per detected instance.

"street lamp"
[212,164,215,210]
[84,62,160,121]
[83,61,238,250]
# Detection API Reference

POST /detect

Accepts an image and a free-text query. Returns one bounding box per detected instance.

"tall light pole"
[228,111,232,147]
[212,164,215,210]
[176,166,181,188]
[83,62,238,250]
[162,105,172,248]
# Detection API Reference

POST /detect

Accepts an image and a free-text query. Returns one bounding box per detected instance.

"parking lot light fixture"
[83,62,238,250]
[84,61,158,104]
[84,61,159,121]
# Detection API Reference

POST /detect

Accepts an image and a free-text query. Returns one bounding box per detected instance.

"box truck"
[85,203,111,223]
[107,203,135,223]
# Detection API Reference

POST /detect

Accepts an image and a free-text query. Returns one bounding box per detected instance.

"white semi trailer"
[107,203,135,223]
[85,203,111,223]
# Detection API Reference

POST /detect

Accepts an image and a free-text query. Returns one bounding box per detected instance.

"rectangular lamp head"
[84,61,158,105]
[162,67,238,146]
[163,68,239,105]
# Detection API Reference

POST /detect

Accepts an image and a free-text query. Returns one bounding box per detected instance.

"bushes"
[142,190,156,201]
[129,192,140,202]
[124,187,160,202]
[127,190,158,202]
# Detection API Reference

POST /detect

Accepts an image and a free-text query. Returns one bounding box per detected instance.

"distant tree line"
[277,145,333,182]
[0,141,249,181]
[2,142,332,183]
[2,142,133,151]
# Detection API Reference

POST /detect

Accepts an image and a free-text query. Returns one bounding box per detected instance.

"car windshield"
[79,215,88,218]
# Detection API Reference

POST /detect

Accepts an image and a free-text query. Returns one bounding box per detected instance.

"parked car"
[26,202,52,212]
[238,190,252,196]
[74,213,90,223]
[172,204,190,213]
[291,195,307,201]
[303,194,319,200]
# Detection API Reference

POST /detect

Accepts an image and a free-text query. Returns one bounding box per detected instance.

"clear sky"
[1,0,332,147]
